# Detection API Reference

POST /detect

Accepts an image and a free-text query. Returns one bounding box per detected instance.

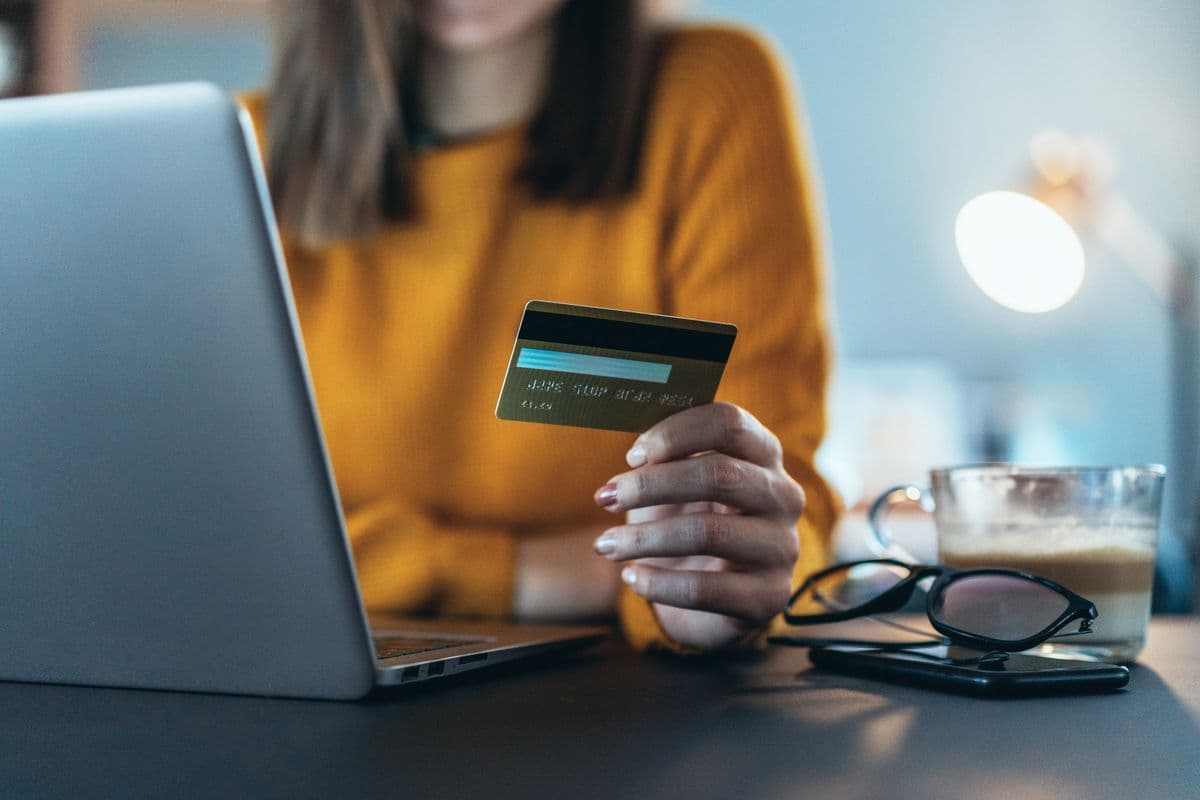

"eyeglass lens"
[931,574,1070,641]
[794,561,911,615]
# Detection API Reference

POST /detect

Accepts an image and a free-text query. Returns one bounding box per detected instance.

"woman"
[244,0,837,652]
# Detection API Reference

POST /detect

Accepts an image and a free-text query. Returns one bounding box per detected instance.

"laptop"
[0,83,605,700]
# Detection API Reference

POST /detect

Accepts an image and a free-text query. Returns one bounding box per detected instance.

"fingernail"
[621,566,637,586]
[594,482,619,509]
[593,534,617,555]
[625,443,647,468]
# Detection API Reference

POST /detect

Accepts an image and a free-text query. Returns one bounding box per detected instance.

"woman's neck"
[416,25,554,140]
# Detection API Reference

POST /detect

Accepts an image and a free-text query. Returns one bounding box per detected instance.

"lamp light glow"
[955,190,1086,313]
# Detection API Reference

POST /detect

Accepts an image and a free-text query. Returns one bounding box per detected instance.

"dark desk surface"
[3,617,1198,800]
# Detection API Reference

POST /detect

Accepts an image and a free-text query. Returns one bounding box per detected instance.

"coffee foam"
[937,521,1157,562]
[941,540,1156,562]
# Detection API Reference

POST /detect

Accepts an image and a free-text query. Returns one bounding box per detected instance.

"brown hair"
[267,0,654,250]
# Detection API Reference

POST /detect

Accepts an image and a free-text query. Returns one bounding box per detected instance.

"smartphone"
[808,645,1130,697]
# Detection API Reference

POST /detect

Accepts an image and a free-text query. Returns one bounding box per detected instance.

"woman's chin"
[415,0,565,55]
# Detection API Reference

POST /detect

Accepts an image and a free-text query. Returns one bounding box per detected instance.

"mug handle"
[867,484,935,563]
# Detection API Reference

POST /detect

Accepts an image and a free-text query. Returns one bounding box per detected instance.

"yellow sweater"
[243,25,837,651]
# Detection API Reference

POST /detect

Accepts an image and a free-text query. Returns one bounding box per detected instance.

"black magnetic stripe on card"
[518,310,735,362]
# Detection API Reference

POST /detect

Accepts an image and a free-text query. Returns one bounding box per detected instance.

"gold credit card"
[495,300,737,433]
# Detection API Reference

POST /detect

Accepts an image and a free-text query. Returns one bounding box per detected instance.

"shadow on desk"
[363,647,607,702]
[716,659,1199,800]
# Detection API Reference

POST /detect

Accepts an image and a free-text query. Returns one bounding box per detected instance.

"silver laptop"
[0,83,605,700]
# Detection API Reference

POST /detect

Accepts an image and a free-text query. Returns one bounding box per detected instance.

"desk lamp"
[954,131,1199,611]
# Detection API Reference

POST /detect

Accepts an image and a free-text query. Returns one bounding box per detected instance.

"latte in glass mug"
[869,465,1164,662]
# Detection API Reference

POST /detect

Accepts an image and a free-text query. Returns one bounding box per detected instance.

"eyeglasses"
[769,559,1098,654]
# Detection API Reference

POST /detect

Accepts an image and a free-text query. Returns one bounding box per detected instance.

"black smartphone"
[808,645,1130,697]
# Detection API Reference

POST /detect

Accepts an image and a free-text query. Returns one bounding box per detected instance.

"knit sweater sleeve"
[343,499,517,618]
[618,27,839,652]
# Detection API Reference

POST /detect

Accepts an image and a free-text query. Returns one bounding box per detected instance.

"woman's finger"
[596,453,805,519]
[620,563,793,623]
[624,501,728,525]
[626,402,782,468]
[595,513,798,566]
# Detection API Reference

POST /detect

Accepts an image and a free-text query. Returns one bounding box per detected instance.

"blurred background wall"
[3,0,1197,602]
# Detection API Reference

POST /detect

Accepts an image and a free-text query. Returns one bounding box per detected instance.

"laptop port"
[401,667,421,682]
[427,661,445,676]
[457,653,489,665]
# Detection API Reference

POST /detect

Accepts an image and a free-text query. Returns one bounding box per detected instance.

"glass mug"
[868,464,1165,663]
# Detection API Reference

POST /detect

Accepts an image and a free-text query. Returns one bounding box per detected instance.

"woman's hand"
[592,402,805,650]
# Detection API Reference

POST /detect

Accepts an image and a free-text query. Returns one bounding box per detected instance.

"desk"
[3,618,1198,799]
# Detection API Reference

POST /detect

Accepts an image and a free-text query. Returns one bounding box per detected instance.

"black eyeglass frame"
[782,558,1099,653]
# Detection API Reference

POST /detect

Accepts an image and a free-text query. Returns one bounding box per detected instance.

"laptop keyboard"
[373,635,484,661]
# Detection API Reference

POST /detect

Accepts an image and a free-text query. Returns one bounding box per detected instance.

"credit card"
[495,300,737,433]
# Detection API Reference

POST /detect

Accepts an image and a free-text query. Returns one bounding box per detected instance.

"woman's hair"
[267,0,655,249]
